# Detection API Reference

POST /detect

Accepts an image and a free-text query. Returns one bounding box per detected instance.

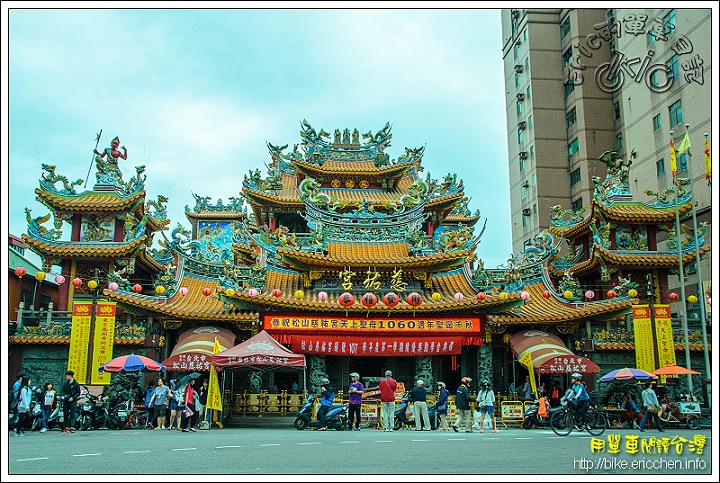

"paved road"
[7,425,713,476]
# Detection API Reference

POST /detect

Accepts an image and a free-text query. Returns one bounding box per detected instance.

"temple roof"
[486,282,634,325]
[21,234,150,258]
[34,187,147,213]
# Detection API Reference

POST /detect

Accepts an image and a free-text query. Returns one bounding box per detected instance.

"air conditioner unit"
[512,9,520,19]
[518,121,526,130]
[516,93,525,101]
[522,181,529,188]
[519,151,528,159]
[522,208,531,216]
[515,39,522,46]
[514,64,523,73]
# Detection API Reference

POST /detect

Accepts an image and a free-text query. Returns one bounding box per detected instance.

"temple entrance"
[349,357,387,389]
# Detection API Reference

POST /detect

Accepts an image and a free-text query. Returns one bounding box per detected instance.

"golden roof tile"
[486,282,634,324]
[35,188,146,212]
[294,158,413,176]
[21,234,150,258]
[9,335,144,345]
[594,244,711,267]
[103,275,259,321]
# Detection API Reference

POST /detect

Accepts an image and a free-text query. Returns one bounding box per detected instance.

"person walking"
[181,378,198,432]
[550,381,562,407]
[378,370,398,431]
[61,370,80,433]
[347,372,364,431]
[167,379,183,430]
[522,375,534,401]
[436,382,450,431]
[149,378,170,430]
[15,376,32,436]
[316,378,334,431]
[453,376,476,432]
[39,382,57,433]
[476,380,498,433]
[197,380,209,423]
[639,381,665,433]
[410,380,431,431]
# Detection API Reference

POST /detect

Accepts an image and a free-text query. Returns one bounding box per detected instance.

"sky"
[3,5,512,269]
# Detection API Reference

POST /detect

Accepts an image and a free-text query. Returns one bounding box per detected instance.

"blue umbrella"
[98,353,166,372]
[600,367,658,382]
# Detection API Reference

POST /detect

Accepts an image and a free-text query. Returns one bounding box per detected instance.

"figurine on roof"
[94,136,127,184]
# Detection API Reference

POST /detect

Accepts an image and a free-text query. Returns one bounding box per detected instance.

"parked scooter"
[293,395,348,431]
[31,396,64,432]
[107,396,135,430]
[522,396,562,429]
[79,386,111,430]
[394,394,438,430]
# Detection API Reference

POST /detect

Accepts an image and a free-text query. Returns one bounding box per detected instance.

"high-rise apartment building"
[501,8,712,320]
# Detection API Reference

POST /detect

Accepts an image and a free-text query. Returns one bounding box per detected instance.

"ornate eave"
[486,282,634,325]
[293,158,413,178]
[443,213,481,226]
[184,210,245,220]
[593,244,711,267]
[21,233,150,258]
[34,187,146,213]
[102,275,259,323]
[9,335,144,345]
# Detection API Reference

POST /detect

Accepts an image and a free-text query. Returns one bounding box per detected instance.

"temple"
[10,121,711,410]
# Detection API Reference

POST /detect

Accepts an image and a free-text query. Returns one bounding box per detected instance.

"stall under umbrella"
[98,353,166,373]
[600,367,658,383]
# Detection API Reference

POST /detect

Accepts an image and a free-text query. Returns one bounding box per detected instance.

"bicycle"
[550,401,606,436]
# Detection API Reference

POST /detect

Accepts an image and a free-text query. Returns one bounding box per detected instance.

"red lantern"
[73,277,83,287]
[476,292,486,302]
[407,292,422,307]
[383,292,399,307]
[607,289,617,299]
[271,288,282,297]
[542,290,551,299]
[202,287,212,296]
[668,292,679,301]
[14,267,27,278]
[133,284,143,293]
[339,292,355,307]
[361,293,378,307]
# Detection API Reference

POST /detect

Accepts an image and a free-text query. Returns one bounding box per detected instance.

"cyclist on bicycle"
[563,372,591,429]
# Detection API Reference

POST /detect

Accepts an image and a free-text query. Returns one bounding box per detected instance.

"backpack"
[551,388,559,399]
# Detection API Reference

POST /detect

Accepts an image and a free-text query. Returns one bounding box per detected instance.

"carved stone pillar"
[477,343,493,389]
[307,354,328,393]
[414,356,434,389]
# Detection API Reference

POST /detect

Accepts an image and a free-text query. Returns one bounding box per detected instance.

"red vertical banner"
[91,302,117,385]
[653,304,677,384]
[68,302,92,384]
[632,305,656,372]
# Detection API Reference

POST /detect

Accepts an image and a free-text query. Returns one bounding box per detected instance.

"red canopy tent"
[509,330,601,374]
[212,330,307,391]
[162,326,236,372]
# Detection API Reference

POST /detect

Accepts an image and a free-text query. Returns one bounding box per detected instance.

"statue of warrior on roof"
[94,136,127,184]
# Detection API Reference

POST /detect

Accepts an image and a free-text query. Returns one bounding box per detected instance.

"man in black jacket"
[453,377,476,432]
[61,371,81,433]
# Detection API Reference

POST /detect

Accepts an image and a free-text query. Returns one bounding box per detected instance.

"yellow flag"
[705,139,712,182]
[678,131,691,155]
[517,351,538,398]
[669,139,677,178]
[207,337,223,413]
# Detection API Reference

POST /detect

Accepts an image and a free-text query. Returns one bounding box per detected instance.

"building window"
[531,174,536,185]
[609,39,616,56]
[571,197,583,212]
[570,167,581,186]
[664,10,676,35]
[530,145,534,158]
[525,56,530,71]
[521,185,528,199]
[517,101,523,115]
[533,203,537,214]
[666,54,679,80]
[528,115,533,128]
[563,48,572,67]
[527,86,531,101]
[614,101,621,120]
[522,214,529,227]
[523,28,528,41]
[514,44,519,59]
[516,73,522,87]
[560,18,571,40]
[653,114,662,131]
[616,132,623,150]
[656,158,665,176]
[568,137,579,157]
[566,106,577,129]
[669,99,683,127]
[678,152,688,173]
[519,158,525,172]
[564,81,575,97]
[518,130,524,144]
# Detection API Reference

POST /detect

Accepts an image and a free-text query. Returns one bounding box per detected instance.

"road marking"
[258,443,280,447]
[124,450,150,454]
[411,439,430,442]
[216,445,242,449]
[514,437,533,440]
[339,441,359,444]
[375,440,395,443]
[298,442,322,445]
[171,448,197,451]
[17,457,49,462]
[73,453,101,457]
[448,438,467,440]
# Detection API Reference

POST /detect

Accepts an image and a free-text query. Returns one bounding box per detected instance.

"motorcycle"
[79,386,111,430]
[522,396,562,429]
[293,395,348,431]
[394,394,438,431]
[107,396,136,430]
